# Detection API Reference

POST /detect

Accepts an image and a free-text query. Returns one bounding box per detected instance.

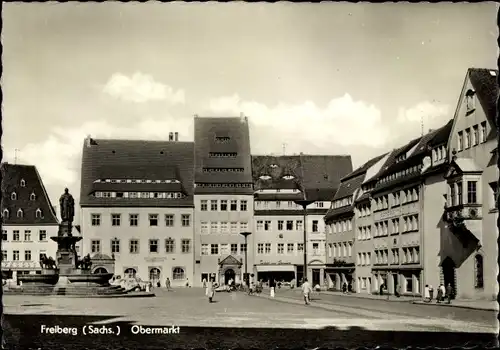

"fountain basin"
[17,274,59,285]
[66,273,113,285]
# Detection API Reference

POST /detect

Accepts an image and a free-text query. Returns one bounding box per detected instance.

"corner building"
[1,163,59,281]
[79,137,195,287]
[252,154,352,286]
[193,116,255,287]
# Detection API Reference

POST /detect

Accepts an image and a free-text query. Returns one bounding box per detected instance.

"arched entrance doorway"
[93,267,108,274]
[442,257,456,299]
[149,268,161,286]
[224,269,235,285]
[124,268,137,279]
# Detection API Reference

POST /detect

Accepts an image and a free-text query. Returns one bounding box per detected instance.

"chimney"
[240,112,246,123]
[169,132,174,141]
[85,135,92,148]
[174,132,179,141]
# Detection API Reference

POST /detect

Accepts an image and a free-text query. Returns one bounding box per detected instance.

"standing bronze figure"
[59,188,75,225]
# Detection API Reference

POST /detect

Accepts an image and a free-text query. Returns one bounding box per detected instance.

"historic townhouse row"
[1,163,60,281]
[323,67,498,300]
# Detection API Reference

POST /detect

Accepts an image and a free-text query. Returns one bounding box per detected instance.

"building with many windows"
[1,163,59,281]
[324,153,386,292]
[79,135,195,287]
[193,116,255,287]
[436,68,498,300]
[252,154,352,286]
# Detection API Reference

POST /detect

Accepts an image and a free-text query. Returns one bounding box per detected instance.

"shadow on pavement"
[2,314,498,350]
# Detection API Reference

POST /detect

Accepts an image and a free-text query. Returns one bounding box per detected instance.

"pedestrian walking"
[439,284,446,302]
[166,277,171,291]
[429,285,434,302]
[395,284,401,298]
[185,278,190,288]
[446,283,453,304]
[436,284,443,303]
[207,278,215,303]
[270,278,276,298]
[342,282,347,294]
[302,278,312,305]
[379,283,384,296]
[202,278,207,289]
[424,285,430,302]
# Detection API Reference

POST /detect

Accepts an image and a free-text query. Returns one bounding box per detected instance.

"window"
[220,200,228,211]
[210,222,218,233]
[276,201,281,209]
[286,220,293,231]
[201,244,209,255]
[2,230,7,241]
[129,239,139,253]
[221,244,229,255]
[457,131,463,151]
[13,231,20,241]
[220,222,229,233]
[11,192,17,200]
[287,243,294,253]
[230,243,238,255]
[297,243,304,252]
[129,214,139,226]
[230,222,238,234]
[201,221,209,234]
[20,179,26,187]
[467,181,477,204]
[165,239,175,253]
[111,214,121,226]
[450,183,456,206]
[240,222,248,231]
[2,209,9,219]
[312,220,318,232]
[240,200,248,211]
[296,220,303,231]
[265,243,271,254]
[91,240,101,253]
[257,243,264,254]
[13,250,19,261]
[211,244,219,255]
[149,239,159,253]
[466,91,475,112]
[22,230,31,241]
[181,214,191,227]
[24,250,32,261]
[480,121,487,143]
[165,214,174,227]
[35,209,42,218]
[264,221,271,231]
[2,250,7,261]
[30,192,36,200]
[181,239,191,253]
[278,220,284,230]
[17,209,23,218]
[201,200,208,211]
[173,267,185,280]
[277,243,284,254]
[230,200,238,211]
[149,214,159,226]
[240,243,247,253]
[464,128,471,149]
[256,221,263,231]
[210,200,218,211]
[91,214,101,226]
[472,125,479,146]
[490,182,498,209]
[473,254,484,288]
[457,182,463,205]
[111,239,120,253]
[312,243,319,254]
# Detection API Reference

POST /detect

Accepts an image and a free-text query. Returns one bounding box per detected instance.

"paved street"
[3,288,498,349]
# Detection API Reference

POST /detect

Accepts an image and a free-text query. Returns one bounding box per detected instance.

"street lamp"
[239,231,252,285]
[294,199,314,286]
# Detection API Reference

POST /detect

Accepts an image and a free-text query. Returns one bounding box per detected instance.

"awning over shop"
[255,264,295,272]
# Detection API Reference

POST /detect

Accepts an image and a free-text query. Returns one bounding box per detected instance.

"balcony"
[444,205,483,248]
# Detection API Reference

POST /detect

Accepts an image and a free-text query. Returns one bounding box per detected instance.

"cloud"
[102,72,185,104]
[209,93,391,153]
[397,101,451,133]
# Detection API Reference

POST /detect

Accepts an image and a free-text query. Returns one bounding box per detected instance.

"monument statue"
[59,188,75,225]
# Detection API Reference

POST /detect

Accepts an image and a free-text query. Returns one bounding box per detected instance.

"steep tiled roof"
[1,163,58,225]
[333,174,364,200]
[80,139,194,207]
[194,117,253,193]
[342,153,388,181]
[252,154,352,202]
[468,68,498,131]
[427,119,454,147]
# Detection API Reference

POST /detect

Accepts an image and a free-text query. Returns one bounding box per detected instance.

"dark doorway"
[312,269,320,286]
[224,269,235,285]
[442,257,456,299]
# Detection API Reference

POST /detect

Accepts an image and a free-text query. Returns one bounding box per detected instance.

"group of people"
[424,283,454,304]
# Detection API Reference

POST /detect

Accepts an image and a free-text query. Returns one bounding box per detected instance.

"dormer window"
[269,164,278,168]
[2,209,9,218]
[30,193,36,201]
[465,89,476,113]
[20,179,26,187]
[11,192,17,200]
[35,209,43,218]
[17,209,24,218]
[259,175,272,181]
[282,175,295,180]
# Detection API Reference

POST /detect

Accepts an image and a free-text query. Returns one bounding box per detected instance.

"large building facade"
[252,154,351,286]
[79,137,195,287]
[1,163,59,281]
[193,116,255,287]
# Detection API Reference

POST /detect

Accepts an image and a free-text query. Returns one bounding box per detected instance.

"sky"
[2,2,497,222]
